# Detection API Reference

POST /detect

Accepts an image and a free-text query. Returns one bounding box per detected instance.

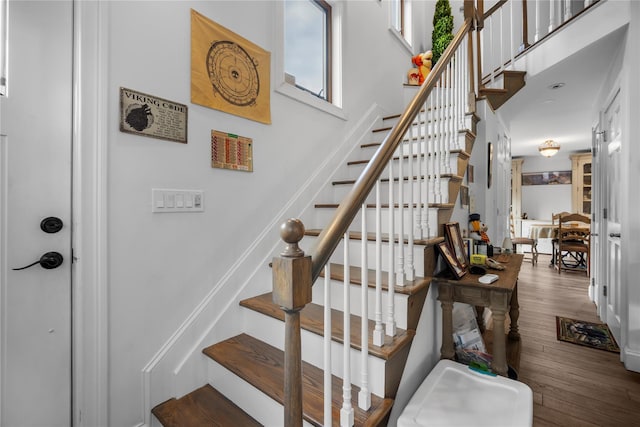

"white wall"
[97,1,444,425]
[519,154,573,221]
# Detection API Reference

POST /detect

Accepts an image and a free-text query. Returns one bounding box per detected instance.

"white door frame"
[72,1,109,425]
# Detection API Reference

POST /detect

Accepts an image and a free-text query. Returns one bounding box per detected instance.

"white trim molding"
[72,1,109,425]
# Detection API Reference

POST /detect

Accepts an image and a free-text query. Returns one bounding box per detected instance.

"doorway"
[0,1,73,425]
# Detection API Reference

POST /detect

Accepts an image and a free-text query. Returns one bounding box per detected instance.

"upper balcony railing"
[479,0,601,85]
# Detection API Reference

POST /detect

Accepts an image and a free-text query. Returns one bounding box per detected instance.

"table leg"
[508,282,520,341]
[475,306,486,333]
[491,309,508,376]
[440,299,455,360]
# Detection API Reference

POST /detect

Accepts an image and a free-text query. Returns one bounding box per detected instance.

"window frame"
[275,0,344,119]
[389,0,413,53]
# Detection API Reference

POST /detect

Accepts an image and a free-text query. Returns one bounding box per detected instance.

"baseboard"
[623,346,640,373]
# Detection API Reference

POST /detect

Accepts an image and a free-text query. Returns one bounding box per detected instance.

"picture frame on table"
[444,222,469,271]
[436,241,467,280]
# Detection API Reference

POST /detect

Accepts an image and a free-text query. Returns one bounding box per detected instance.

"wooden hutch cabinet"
[570,153,592,216]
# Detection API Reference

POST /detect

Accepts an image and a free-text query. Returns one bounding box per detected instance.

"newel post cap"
[272,219,312,311]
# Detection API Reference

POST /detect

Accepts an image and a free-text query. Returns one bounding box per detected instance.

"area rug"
[556,316,619,353]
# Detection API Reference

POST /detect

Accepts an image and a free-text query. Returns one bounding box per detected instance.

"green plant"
[432,0,454,65]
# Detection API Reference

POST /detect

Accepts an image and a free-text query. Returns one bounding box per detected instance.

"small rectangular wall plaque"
[120,87,188,144]
[211,130,253,172]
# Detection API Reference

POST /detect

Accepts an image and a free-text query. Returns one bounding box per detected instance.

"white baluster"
[396,139,405,287]
[341,233,354,427]
[499,7,504,74]
[415,115,423,239]
[443,72,452,175]
[549,0,556,33]
[387,161,396,337]
[406,119,415,282]
[489,15,495,84]
[359,204,371,410]
[510,0,515,68]
[324,264,332,427]
[564,0,572,22]
[434,82,443,204]
[373,181,384,347]
[534,0,541,42]
[422,97,431,238]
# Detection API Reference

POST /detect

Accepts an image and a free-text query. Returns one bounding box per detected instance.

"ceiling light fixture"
[539,139,560,157]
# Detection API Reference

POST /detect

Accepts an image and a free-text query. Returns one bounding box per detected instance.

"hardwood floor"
[509,254,640,426]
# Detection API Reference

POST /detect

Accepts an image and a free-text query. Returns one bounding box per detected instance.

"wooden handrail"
[308,16,474,283]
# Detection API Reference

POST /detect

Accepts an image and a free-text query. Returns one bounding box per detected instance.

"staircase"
[150,1,608,424]
[153,77,478,427]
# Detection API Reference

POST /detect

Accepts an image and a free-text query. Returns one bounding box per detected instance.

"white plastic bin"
[398,359,533,427]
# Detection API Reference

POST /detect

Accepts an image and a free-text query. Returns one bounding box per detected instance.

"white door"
[603,89,622,343]
[591,125,603,307]
[0,1,73,425]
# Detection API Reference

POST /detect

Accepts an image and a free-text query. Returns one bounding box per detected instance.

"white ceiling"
[501,27,627,158]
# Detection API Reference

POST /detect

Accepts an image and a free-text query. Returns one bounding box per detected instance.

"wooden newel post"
[272,218,312,427]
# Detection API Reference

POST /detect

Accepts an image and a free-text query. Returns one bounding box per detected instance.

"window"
[390,0,404,35]
[1,0,7,96]
[284,0,331,102]
[275,0,343,118]
[389,0,412,51]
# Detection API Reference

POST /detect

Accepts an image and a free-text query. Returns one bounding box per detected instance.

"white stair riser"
[344,149,464,181]
[306,207,440,241]
[331,177,452,206]
[311,278,410,330]
[242,309,387,397]
[303,234,428,278]
[206,362,288,427]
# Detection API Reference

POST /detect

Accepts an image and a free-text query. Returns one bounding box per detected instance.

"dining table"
[528,223,590,267]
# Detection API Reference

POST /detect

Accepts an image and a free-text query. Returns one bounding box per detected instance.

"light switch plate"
[152,189,204,213]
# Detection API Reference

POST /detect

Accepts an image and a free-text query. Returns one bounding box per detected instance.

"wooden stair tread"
[332,174,462,186]
[319,263,431,296]
[478,87,508,95]
[240,293,414,360]
[152,384,262,427]
[313,203,455,211]
[203,333,394,427]
[304,228,444,247]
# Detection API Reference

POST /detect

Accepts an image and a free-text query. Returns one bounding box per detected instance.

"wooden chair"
[551,212,569,263]
[556,213,590,275]
[510,213,537,265]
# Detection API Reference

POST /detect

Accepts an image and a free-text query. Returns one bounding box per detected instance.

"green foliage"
[432,0,454,65]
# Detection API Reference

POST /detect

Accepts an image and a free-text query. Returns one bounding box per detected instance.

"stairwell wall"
[96,1,445,425]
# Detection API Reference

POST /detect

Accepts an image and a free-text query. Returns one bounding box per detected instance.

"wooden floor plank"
[510,254,640,427]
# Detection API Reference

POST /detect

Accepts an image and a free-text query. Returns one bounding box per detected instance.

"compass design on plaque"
[206,40,260,107]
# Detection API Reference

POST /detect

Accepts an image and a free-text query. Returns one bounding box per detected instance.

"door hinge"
[603,208,607,219]
[603,285,608,297]
[591,278,595,287]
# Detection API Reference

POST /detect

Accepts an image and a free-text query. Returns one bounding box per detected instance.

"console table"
[434,254,524,376]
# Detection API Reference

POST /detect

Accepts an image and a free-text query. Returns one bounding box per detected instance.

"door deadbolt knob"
[12,252,64,270]
[609,232,621,238]
[40,217,63,233]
